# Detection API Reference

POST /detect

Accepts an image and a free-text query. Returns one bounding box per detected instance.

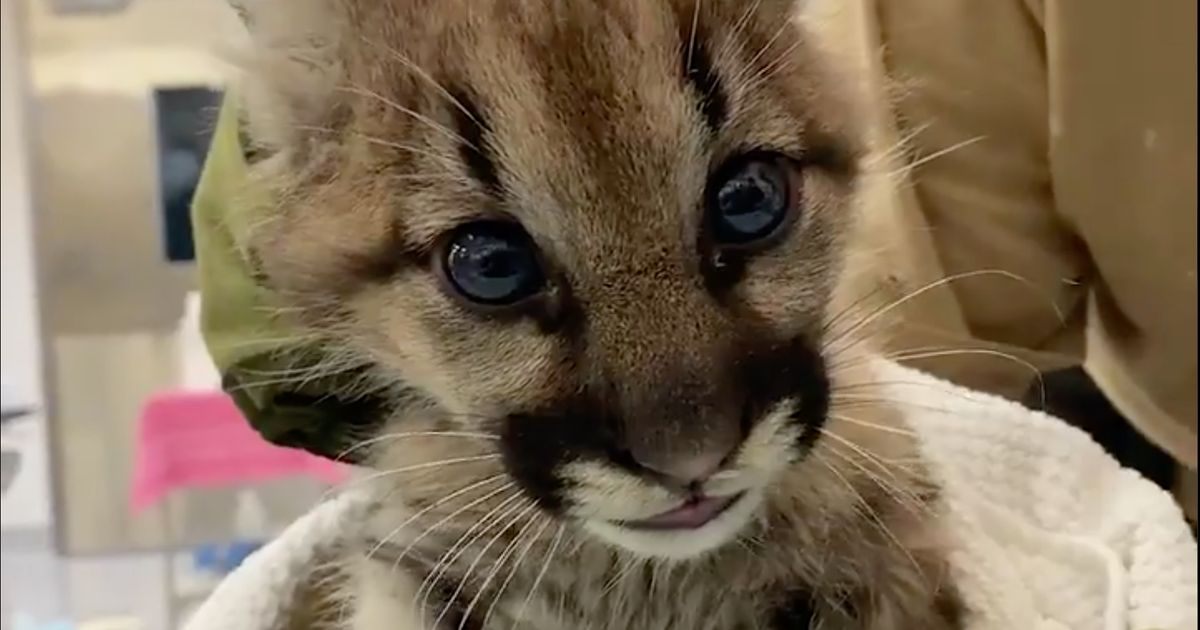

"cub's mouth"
[617,492,745,531]
[582,485,765,560]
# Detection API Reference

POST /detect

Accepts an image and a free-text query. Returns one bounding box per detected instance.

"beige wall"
[2,0,40,417]
[16,0,323,553]
[1,0,52,531]
[28,0,241,334]
[25,0,244,73]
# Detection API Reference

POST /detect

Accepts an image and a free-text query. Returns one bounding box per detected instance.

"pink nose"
[637,447,730,488]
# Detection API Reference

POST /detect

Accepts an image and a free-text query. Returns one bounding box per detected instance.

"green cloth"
[191,92,383,459]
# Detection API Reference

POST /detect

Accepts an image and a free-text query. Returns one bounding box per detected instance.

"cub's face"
[246,0,865,559]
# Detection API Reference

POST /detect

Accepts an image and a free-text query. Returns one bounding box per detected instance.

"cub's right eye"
[439,222,545,306]
[707,153,797,248]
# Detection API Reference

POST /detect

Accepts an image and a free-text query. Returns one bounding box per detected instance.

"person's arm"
[847,0,1197,519]
[868,0,1196,468]
[812,0,1086,399]
[191,91,384,459]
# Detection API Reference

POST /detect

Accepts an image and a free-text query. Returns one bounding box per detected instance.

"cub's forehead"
[348,0,804,89]
[330,0,856,241]
[353,4,722,235]
[237,0,862,306]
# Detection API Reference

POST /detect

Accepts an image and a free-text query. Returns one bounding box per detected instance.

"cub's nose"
[630,442,737,490]
[614,369,747,490]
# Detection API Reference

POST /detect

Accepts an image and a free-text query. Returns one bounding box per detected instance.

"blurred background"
[2,1,331,628]
[0,2,1189,629]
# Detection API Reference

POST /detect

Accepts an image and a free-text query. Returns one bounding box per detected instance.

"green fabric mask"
[191,91,386,460]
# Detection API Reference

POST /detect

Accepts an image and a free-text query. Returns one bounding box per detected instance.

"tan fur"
[232,1,962,628]
[335,359,958,630]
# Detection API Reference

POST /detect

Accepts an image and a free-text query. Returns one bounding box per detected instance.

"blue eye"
[443,222,544,305]
[709,156,793,245]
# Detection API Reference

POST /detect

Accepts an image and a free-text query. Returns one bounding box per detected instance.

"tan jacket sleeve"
[820,0,1196,478]
[1043,1,1197,473]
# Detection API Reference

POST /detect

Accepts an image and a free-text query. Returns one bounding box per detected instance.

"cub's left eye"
[441,222,545,306]
[707,155,796,246]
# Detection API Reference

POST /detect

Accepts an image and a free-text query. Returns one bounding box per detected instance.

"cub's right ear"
[226,0,347,158]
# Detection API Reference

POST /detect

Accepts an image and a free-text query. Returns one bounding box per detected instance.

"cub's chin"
[581,489,765,560]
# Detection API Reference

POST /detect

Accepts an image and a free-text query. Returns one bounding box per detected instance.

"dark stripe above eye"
[682,34,727,132]
[447,88,502,194]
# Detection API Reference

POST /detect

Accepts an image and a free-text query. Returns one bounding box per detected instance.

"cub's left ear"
[226,0,347,159]
[697,0,802,21]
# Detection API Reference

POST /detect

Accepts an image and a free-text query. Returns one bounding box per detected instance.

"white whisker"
[818,428,928,515]
[388,482,516,576]
[363,474,507,565]
[482,517,554,628]
[887,135,986,180]
[513,523,565,629]
[828,413,915,437]
[813,451,922,574]
[456,504,543,629]
[340,454,502,494]
[336,85,477,151]
[363,36,483,128]
[336,430,500,463]
[421,496,531,627]
[824,270,1064,355]
[684,0,703,71]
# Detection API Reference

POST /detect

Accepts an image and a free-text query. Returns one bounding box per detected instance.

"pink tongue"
[631,496,735,530]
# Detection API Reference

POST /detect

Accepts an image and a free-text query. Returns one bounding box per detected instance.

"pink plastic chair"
[130,389,348,512]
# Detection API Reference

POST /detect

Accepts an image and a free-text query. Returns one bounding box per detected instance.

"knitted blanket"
[184,361,1198,630]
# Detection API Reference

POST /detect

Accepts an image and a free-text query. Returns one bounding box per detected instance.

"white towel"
[184,361,1198,630]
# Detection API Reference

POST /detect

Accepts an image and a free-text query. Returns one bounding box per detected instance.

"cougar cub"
[234,0,962,627]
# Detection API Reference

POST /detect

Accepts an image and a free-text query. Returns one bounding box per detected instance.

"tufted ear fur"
[227,0,347,161]
[226,0,805,166]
